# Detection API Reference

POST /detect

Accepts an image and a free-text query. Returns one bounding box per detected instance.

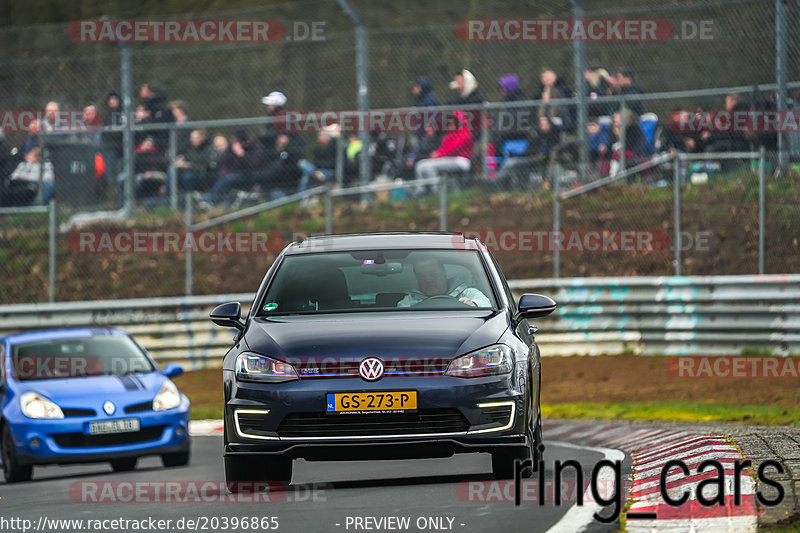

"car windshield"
[10,335,155,381]
[257,249,497,315]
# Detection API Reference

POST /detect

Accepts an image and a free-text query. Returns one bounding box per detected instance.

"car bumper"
[224,372,533,460]
[8,404,190,466]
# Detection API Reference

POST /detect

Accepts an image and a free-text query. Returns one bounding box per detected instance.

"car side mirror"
[163,364,184,379]
[210,302,245,331]
[516,293,557,321]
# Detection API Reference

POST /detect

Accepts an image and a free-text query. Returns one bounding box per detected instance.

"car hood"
[13,373,166,409]
[242,311,509,362]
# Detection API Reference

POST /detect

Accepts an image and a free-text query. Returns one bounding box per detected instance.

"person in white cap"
[259,91,287,152]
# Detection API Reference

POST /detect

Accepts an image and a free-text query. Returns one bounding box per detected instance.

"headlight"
[20,392,64,419]
[153,380,182,411]
[445,344,514,378]
[235,353,299,383]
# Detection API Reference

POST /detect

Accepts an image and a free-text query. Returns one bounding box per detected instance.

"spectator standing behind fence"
[663,109,705,154]
[175,128,215,192]
[169,100,191,155]
[702,93,749,153]
[102,91,124,184]
[9,147,54,205]
[585,67,614,119]
[259,91,287,152]
[413,111,472,193]
[533,69,576,133]
[411,76,440,139]
[447,70,485,106]
[199,130,262,209]
[132,136,168,200]
[257,131,304,200]
[495,74,528,145]
[23,101,60,154]
[299,124,339,192]
[139,82,174,153]
[608,110,649,177]
[612,68,645,117]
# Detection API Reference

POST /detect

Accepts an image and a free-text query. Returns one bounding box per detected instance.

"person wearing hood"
[413,111,472,193]
[496,74,529,145]
[412,76,439,108]
[447,69,485,107]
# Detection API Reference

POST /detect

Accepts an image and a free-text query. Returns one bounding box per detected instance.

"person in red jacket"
[413,111,472,189]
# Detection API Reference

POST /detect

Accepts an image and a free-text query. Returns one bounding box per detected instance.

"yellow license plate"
[326,391,417,413]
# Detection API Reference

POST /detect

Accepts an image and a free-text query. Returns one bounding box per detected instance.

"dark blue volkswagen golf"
[210,233,555,488]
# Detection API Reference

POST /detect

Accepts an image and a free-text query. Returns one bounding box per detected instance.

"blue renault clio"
[0,328,191,482]
[211,233,556,489]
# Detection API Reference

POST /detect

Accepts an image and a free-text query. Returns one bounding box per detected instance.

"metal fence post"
[168,127,178,210]
[481,102,490,181]
[776,0,788,175]
[185,193,193,296]
[439,177,447,231]
[121,43,134,219]
[571,0,589,180]
[759,145,766,274]
[325,186,333,234]
[619,99,628,176]
[48,200,56,302]
[553,170,561,279]
[673,153,682,276]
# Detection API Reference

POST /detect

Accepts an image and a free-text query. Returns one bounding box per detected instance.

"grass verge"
[542,402,800,426]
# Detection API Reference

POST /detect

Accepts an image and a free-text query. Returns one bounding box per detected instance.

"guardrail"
[510,274,800,356]
[0,274,797,368]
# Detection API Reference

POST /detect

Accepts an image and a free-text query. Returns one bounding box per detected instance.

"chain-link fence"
[1,0,799,304]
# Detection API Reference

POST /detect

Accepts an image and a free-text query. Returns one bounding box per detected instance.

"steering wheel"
[411,294,472,308]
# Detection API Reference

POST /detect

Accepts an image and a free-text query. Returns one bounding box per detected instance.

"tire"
[110,457,137,472]
[225,455,292,493]
[2,424,32,483]
[162,449,190,468]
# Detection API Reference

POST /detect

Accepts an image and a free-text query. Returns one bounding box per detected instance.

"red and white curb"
[189,419,224,436]
[546,423,757,532]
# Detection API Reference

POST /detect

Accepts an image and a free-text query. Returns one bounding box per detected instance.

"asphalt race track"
[0,435,627,533]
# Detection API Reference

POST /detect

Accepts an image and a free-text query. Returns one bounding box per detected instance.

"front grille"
[62,408,96,417]
[53,426,165,448]
[124,401,153,414]
[297,358,449,378]
[276,409,469,438]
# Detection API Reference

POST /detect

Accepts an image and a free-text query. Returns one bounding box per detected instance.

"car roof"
[284,232,483,255]
[1,328,126,346]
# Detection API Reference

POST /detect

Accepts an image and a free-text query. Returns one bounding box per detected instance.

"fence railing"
[0,274,796,369]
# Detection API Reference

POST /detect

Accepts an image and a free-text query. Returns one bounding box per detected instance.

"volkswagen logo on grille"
[103,401,116,415]
[359,357,384,381]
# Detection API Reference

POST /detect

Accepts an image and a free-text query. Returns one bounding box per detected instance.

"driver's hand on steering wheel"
[458,297,476,307]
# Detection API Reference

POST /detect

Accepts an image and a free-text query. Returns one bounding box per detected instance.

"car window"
[11,335,155,381]
[258,249,497,315]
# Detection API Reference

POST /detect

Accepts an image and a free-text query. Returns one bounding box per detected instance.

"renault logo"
[103,401,116,415]
[359,357,384,381]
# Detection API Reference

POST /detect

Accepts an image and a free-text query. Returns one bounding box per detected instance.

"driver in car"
[397,257,492,308]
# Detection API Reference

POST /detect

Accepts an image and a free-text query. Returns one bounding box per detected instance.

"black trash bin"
[46,140,98,209]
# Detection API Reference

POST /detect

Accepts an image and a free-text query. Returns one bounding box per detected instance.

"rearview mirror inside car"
[360,261,403,276]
